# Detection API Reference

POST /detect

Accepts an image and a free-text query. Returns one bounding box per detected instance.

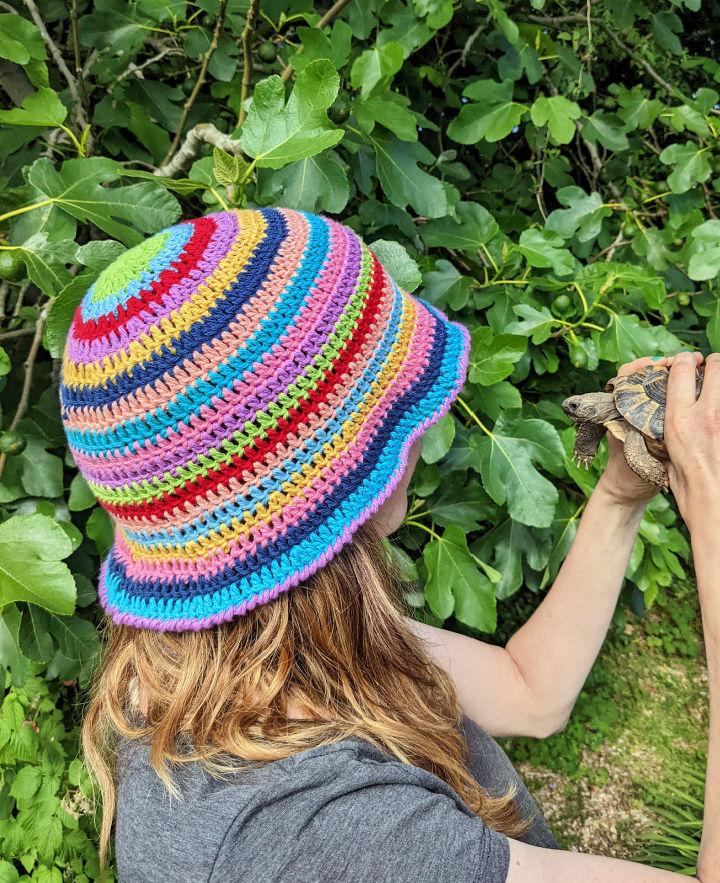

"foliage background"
[0,0,718,877]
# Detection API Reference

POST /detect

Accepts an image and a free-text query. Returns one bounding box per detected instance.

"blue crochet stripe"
[60,208,289,409]
[63,210,335,455]
[80,224,193,322]
[123,279,407,548]
[103,306,459,616]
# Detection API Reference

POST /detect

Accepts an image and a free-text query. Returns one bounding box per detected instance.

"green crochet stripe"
[90,243,381,506]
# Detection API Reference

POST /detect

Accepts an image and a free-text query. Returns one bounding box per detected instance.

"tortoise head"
[562,391,617,424]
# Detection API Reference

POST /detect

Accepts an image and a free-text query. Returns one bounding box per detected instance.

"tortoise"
[561,364,704,492]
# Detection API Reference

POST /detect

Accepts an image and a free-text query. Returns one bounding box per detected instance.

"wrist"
[594,476,652,512]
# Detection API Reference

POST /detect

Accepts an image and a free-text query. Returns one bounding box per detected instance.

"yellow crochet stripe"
[61,210,266,388]
[120,291,418,563]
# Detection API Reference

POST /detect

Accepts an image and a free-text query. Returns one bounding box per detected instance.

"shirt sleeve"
[211,749,511,883]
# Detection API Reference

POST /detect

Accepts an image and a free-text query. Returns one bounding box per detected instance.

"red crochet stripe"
[103,253,416,521]
[71,217,217,342]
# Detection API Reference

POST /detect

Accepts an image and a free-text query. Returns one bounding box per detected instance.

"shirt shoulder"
[210,738,510,883]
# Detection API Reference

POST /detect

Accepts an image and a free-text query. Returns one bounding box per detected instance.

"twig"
[448,22,485,77]
[12,282,29,319]
[155,122,244,176]
[112,47,182,87]
[0,326,35,342]
[161,0,229,165]
[0,281,8,324]
[526,14,689,102]
[22,0,92,144]
[534,146,547,220]
[280,0,353,82]
[238,0,261,126]
[70,0,87,111]
[0,305,48,479]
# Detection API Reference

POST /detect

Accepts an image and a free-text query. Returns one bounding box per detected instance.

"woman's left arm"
[409,352,703,740]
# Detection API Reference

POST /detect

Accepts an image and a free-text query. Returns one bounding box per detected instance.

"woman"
[62,207,719,881]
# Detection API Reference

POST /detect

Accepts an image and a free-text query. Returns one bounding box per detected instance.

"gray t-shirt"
[116,716,557,882]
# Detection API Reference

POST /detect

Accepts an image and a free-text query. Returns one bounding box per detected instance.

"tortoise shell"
[604,364,704,441]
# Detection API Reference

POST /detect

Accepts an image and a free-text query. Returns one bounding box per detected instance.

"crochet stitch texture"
[60,208,471,632]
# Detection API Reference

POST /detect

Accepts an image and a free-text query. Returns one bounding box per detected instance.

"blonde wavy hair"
[82,520,528,871]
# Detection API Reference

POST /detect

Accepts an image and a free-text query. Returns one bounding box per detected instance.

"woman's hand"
[596,353,704,507]
[664,350,720,535]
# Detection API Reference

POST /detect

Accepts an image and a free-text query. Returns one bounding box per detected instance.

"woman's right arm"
[505,350,720,882]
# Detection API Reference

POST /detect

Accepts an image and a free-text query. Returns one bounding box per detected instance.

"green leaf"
[421,413,455,464]
[13,234,74,297]
[447,80,527,144]
[86,507,114,557]
[0,604,28,686]
[68,473,97,512]
[530,95,582,145]
[358,93,418,141]
[0,515,75,614]
[45,271,94,358]
[350,42,404,97]
[687,220,720,282]
[212,147,248,186]
[470,411,564,528]
[240,60,343,170]
[422,260,474,311]
[517,229,575,275]
[421,202,499,251]
[0,15,46,65]
[545,186,612,242]
[582,112,629,152]
[653,11,683,54]
[423,525,496,630]
[505,303,556,344]
[0,88,66,128]
[293,22,353,72]
[267,151,349,214]
[370,239,421,291]
[659,142,712,194]
[468,326,526,385]
[0,347,10,377]
[26,157,181,246]
[370,131,447,217]
[10,765,42,802]
[594,313,685,362]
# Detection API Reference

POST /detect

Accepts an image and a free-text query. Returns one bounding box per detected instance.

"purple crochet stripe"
[65,212,240,364]
[73,225,363,487]
[97,321,471,631]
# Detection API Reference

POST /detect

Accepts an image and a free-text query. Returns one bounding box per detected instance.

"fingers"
[698,351,720,406]
[615,352,703,377]
[666,351,701,415]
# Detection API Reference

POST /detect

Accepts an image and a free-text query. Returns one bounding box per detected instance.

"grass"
[498,582,708,861]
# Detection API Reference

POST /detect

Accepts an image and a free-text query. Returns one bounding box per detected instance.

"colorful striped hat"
[60,208,470,632]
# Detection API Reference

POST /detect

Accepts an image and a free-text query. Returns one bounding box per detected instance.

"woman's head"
[61,209,524,868]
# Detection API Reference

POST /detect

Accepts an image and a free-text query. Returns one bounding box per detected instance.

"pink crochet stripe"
[98,320,472,631]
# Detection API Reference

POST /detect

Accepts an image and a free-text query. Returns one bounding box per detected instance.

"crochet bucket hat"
[60,208,470,632]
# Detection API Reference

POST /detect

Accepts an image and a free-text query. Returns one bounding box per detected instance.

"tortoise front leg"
[573,420,606,467]
[623,425,670,492]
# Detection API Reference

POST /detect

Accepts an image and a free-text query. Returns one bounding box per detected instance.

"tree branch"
[238,0,261,126]
[525,13,690,102]
[155,123,244,177]
[161,0,229,165]
[280,0,353,83]
[22,0,92,144]
[0,305,48,479]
